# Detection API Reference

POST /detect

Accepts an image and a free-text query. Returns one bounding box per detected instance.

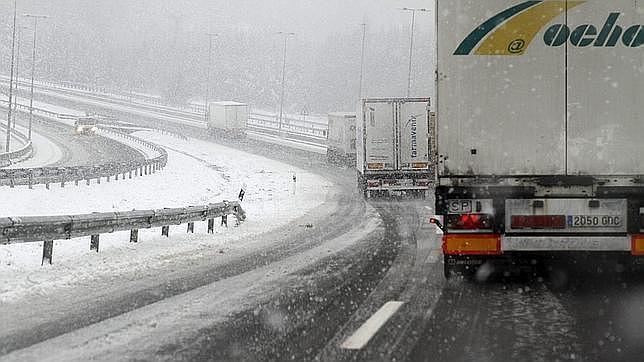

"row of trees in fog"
[1,1,434,114]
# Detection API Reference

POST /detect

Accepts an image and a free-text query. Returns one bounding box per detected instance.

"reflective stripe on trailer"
[502,236,631,252]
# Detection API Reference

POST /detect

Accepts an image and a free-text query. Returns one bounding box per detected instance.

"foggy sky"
[2,1,435,113]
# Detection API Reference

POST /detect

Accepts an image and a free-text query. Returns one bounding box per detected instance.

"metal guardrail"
[0,123,33,166]
[0,131,167,188]
[0,200,246,265]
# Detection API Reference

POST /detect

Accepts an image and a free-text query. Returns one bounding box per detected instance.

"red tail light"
[446,214,492,230]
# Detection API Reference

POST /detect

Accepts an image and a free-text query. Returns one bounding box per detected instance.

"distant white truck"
[435,0,644,278]
[326,112,356,166]
[356,98,434,198]
[207,101,249,136]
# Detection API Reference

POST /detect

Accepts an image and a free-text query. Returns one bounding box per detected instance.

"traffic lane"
[551,268,644,361]
[409,260,644,362]
[0,205,385,361]
[151,212,398,361]
[12,115,144,167]
[316,200,445,362]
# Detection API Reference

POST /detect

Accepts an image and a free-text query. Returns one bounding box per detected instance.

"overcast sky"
[2,1,436,112]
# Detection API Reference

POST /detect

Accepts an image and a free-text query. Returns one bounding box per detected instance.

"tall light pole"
[12,25,30,128]
[204,33,217,122]
[24,14,48,140]
[5,0,18,152]
[277,31,295,136]
[399,7,430,97]
[358,23,367,101]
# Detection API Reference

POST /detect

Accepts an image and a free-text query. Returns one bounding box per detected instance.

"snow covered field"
[0,131,333,304]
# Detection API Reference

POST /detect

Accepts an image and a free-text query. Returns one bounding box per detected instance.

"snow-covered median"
[0,131,333,303]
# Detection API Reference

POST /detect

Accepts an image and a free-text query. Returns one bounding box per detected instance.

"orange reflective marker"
[443,234,501,255]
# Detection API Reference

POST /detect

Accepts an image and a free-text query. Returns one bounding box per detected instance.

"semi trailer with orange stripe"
[356,98,434,198]
[435,0,643,277]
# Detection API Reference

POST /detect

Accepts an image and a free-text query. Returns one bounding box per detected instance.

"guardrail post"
[187,222,194,233]
[61,180,65,188]
[208,219,214,234]
[130,229,138,243]
[90,234,100,252]
[115,173,119,181]
[161,226,169,237]
[129,171,132,179]
[42,240,53,265]
[139,167,143,176]
[221,215,228,227]
[107,175,110,182]
[86,178,90,186]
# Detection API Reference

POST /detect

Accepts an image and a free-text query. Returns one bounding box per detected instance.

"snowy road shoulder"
[0,131,334,304]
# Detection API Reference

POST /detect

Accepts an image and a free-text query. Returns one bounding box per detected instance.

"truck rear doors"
[566,1,643,175]
[358,98,430,173]
[437,0,643,177]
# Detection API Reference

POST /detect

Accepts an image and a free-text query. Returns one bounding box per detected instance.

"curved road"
[2,95,644,361]
[4,112,144,168]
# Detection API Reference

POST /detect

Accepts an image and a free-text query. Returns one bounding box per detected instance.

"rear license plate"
[567,215,623,228]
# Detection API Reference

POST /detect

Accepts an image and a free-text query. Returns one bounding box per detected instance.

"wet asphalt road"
[4,93,644,361]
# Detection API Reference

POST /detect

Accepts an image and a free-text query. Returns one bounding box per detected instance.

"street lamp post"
[277,31,295,137]
[204,33,217,123]
[358,23,367,101]
[399,7,430,97]
[24,14,49,140]
[5,0,18,152]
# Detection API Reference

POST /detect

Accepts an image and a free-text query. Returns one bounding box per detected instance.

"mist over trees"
[1,0,434,114]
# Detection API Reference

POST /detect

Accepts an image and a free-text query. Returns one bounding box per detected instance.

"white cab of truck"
[356,98,434,198]
[435,0,643,277]
[207,101,249,135]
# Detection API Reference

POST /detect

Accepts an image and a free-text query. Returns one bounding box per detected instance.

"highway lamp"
[399,7,430,97]
[277,31,295,137]
[5,0,17,152]
[204,33,217,123]
[358,23,367,101]
[24,14,49,140]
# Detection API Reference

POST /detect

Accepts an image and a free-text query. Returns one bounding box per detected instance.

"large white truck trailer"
[207,101,249,136]
[356,98,434,198]
[435,0,643,277]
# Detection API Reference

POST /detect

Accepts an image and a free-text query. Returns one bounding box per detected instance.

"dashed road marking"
[340,301,405,350]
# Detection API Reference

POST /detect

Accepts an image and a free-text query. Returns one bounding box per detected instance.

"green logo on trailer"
[454,1,643,56]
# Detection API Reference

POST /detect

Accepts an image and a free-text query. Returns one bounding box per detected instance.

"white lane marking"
[341,301,405,350]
